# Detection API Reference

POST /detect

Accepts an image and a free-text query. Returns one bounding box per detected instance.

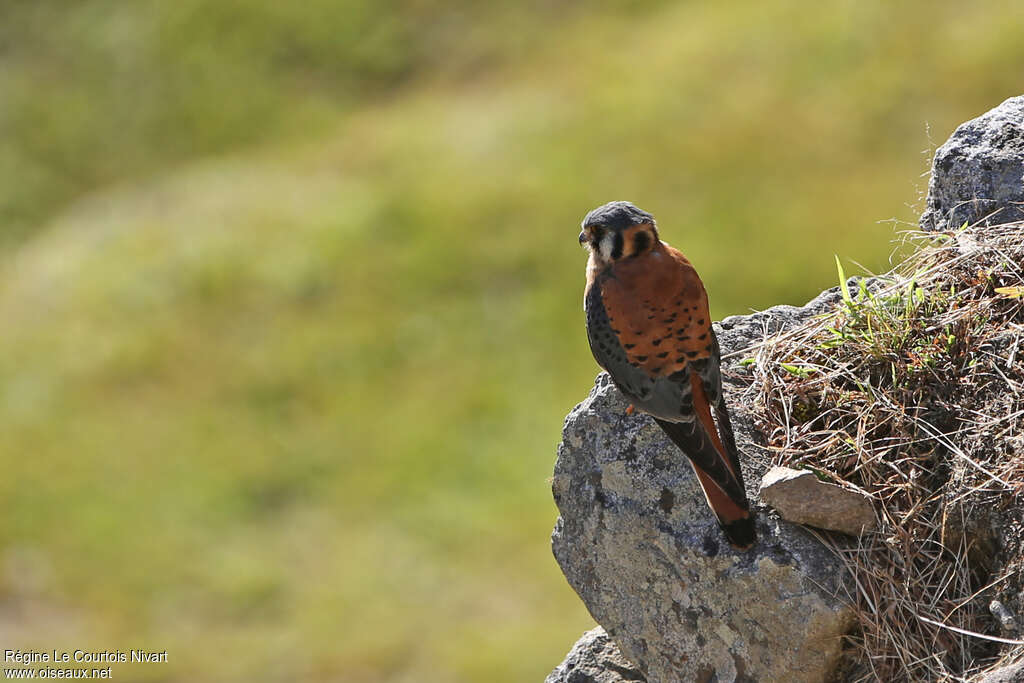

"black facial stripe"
[611,232,624,260]
[632,230,650,256]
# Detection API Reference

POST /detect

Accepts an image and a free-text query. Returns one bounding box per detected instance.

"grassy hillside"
[0,0,653,243]
[2,1,1024,681]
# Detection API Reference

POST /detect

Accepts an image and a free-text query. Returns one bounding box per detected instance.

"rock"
[551,293,862,683]
[990,600,1020,635]
[552,375,855,682]
[715,279,864,346]
[920,96,1024,232]
[759,466,875,536]
[546,628,646,683]
[976,659,1024,683]
[549,96,1024,682]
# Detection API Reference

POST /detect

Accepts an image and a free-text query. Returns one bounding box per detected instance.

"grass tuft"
[745,221,1024,682]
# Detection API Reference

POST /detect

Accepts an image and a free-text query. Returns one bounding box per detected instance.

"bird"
[578,201,756,549]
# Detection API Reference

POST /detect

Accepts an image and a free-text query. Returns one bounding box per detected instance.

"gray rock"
[977,659,1024,683]
[990,600,1020,635]
[545,628,646,683]
[759,466,876,537]
[551,295,860,683]
[921,95,1024,232]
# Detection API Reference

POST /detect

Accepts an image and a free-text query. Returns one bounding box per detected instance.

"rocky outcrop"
[550,288,859,683]
[920,95,1024,232]
[549,96,1024,682]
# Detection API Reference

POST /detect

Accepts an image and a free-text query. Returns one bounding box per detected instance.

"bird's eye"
[580,226,601,245]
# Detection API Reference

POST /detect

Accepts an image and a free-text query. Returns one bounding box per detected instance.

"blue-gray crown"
[581,201,656,231]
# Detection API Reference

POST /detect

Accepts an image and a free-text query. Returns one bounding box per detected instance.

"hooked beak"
[578,230,587,245]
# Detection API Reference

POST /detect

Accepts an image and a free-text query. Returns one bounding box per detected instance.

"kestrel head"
[579,201,660,265]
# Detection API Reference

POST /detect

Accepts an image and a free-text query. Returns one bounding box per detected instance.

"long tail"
[654,417,756,548]
[654,379,755,548]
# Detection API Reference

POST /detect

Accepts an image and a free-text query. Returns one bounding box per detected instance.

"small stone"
[990,599,1020,634]
[545,628,646,683]
[759,466,875,537]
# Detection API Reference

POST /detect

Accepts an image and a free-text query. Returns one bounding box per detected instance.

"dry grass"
[743,221,1024,681]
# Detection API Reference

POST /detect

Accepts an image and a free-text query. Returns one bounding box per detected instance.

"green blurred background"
[1,1,1023,680]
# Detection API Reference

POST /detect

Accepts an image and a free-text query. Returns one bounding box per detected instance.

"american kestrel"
[579,201,756,549]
